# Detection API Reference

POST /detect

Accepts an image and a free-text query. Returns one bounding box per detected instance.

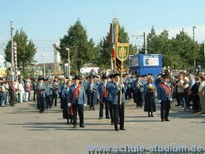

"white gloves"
[68,103,71,107]
[84,104,87,107]
[158,100,161,103]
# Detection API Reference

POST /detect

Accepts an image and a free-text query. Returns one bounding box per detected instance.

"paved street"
[0,100,205,154]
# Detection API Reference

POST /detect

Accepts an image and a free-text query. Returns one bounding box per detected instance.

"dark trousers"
[33,91,36,101]
[160,100,170,120]
[135,91,143,107]
[53,93,57,106]
[73,104,84,126]
[59,92,62,102]
[46,95,49,109]
[192,95,200,112]
[178,92,185,106]
[119,103,124,129]
[127,87,132,100]
[9,92,16,106]
[38,96,46,112]
[113,103,124,130]
[109,101,114,123]
[99,98,110,118]
[46,95,52,109]
[28,92,31,101]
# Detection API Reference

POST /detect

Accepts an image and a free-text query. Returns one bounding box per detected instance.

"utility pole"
[193,26,196,70]
[10,21,14,81]
[41,55,45,78]
[144,32,147,54]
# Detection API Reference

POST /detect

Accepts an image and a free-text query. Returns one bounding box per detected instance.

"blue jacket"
[157,82,172,102]
[67,84,86,105]
[106,82,115,102]
[98,82,108,101]
[87,82,99,105]
[36,83,46,98]
[111,82,126,105]
[61,86,70,98]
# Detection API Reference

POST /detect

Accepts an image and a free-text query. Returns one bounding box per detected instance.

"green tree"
[147,27,200,70]
[58,20,95,74]
[172,31,200,69]
[4,29,37,75]
[196,42,205,70]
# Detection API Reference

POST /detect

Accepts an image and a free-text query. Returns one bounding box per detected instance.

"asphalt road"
[0,100,205,154]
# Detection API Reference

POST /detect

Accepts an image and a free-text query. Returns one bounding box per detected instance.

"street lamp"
[64,63,68,77]
[41,54,45,78]
[66,48,70,78]
[10,21,14,81]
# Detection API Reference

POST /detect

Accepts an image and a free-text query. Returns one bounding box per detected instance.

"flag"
[108,23,112,47]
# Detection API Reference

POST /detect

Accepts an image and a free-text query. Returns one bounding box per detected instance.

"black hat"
[73,75,80,80]
[114,73,120,77]
[101,75,108,79]
[108,74,114,78]
[44,78,48,81]
[38,77,44,81]
[161,74,169,79]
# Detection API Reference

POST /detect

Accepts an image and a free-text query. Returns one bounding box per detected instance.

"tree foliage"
[147,27,201,70]
[4,29,37,74]
[58,20,95,74]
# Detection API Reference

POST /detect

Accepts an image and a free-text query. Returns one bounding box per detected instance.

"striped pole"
[13,41,18,80]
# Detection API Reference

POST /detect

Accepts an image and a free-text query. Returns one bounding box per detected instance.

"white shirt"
[177,80,184,93]
[198,81,205,93]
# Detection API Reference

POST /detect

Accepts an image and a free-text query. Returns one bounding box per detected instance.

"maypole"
[109,17,129,104]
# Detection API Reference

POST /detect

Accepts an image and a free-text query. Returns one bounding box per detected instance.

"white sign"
[143,55,159,66]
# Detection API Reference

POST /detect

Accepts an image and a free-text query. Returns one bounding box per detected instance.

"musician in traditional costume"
[37,77,46,113]
[111,73,126,131]
[98,75,109,119]
[157,74,172,122]
[62,80,73,124]
[132,75,143,108]
[106,74,115,124]
[144,76,156,117]
[87,76,98,110]
[68,76,87,128]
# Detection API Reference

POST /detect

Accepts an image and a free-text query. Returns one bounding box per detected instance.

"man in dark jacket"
[157,74,172,122]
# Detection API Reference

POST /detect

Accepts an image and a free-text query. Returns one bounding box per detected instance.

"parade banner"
[116,43,129,62]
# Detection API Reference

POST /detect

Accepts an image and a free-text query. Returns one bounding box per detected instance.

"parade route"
[0,100,205,154]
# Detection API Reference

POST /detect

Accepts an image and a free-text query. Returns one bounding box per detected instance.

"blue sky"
[0,0,205,63]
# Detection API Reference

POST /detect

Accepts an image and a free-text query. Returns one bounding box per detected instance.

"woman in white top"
[18,80,25,103]
[198,75,205,114]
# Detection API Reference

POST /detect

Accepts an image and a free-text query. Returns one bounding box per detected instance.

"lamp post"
[41,54,45,78]
[66,48,70,78]
[64,63,68,77]
[10,21,14,81]
[193,26,196,70]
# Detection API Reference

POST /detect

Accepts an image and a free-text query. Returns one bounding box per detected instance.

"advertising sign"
[143,55,159,66]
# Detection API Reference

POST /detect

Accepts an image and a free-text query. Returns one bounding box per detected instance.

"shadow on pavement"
[170,110,205,119]
[6,121,114,131]
[125,119,160,123]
